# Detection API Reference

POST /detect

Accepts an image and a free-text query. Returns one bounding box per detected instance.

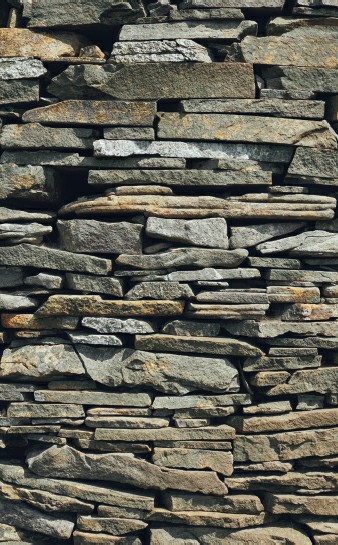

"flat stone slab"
[0,57,46,79]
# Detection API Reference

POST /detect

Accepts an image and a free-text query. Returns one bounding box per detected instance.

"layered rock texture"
[0,0,337,544]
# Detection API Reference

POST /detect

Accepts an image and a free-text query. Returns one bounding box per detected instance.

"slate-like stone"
[162,491,263,513]
[110,39,213,63]
[104,127,155,140]
[35,390,152,407]
[0,80,39,105]
[0,123,94,150]
[0,28,91,60]
[0,498,74,538]
[36,295,184,317]
[77,516,147,536]
[0,245,111,275]
[238,35,338,68]
[262,65,338,94]
[125,282,194,300]
[0,223,52,244]
[23,100,156,126]
[82,317,156,334]
[119,20,257,41]
[265,368,338,395]
[77,345,239,394]
[180,98,325,118]
[58,220,142,255]
[266,494,338,516]
[0,342,84,380]
[1,314,78,330]
[257,230,338,256]
[162,319,220,337]
[0,57,46,79]
[287,147,338,182]
[24,272,64,289]
[157,113,337,148]
[0,164,59,203]
[116,248,247,269]
[94,426,235,442]
[224,319,338,338]
[48,63,255,100]
[24,0,145,28]
[66,274,123,297]
[27,445,227,495]
[148,508,266,529]
[0,267,23,288]
[68,333,122,346]
[153,449,233,475]
[146,218,228,248]
[135,334,263,356]
[234,428,338,462]
[7,402,84,419]
[230,222,303,249]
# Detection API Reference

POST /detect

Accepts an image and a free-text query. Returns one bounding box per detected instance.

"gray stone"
[88,168,272,187]
[267,269,338,283]
[146,218,228,248]
[243,400,292,414]
[34,390,152,407]
[110,39,213,63]
[196,290,268,304]
[48,63,255,100]
[248,257,300,268]
[162,320,220,337]
[266,367,338,396]
[0,244,111,275]
[66,274,123,297]
[116,248,247,270]
[27,445,227,495]
[257,230,338,256]
[297,394,324,410]
[243,354,321,371]
[104,127,155,140]
[58,220,142,255]
[0,342,84,380]
[153,449,233,475]
[0,208,54,223]
[162,491,263,513]
[68,333,122,346]
[125,282,194,300]
[180,98,325,118]
[77,516,147,536]
[0,499,74,538]
[287,147,338,181]
[135,334,263,356]
[265,494,338,516]
[119,20,257,41]
[226,472,338,492]
[82,317,156,334]
[24,0,146,27]
[224,319,338,338]
[0,294,36,311]
[0,164,59,203]
[0,223,52,244]
[170,8,244,20]
[168,268,260,281]
[85,416,169,429]
[0,79,39,105]
[0,123,94,150]
[180,0,284,7]
[157,113,337,148]
[0,57,46,79]
[77,345,239,395]
[95,426,234,442]
[262,65,338,94]
[0,267,23,288]
[7,402,84,418]
[230,222,304,249]
[24,273,64,289]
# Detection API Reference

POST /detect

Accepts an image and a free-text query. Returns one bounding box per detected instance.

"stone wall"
[0,1,337,544]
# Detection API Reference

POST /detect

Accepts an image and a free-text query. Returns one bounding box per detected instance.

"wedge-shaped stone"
[135,334,263,356]
[73,532,142,544]
[150,525,311,545]
[149,508,266,529]
[34,390,152,407]
[0,208,54,223]
[281,303,338,321]
[225,319,338,338]
[88,168,272,188]
[37,296,184,317]
[66,274,123,297]
[116,248,247,269]
[146,218,228,249]
[95,426,235,442]
[0,462,154,509]
[181,98,325,118]
[0,164,59,203]
[0,342,84,381]
[0,294,36,311]
[0,28,90,60]
[187,303,269,320]
[77,516,147,536]
[244,354,321,371]
[238,35,338,68]
[0,498,74,539]
[1,314,78,330]
[119,20,257,41]
[77,345,239,394]
[230,222,303,249]
[158,113,337,148]
[0,222,52,245]
[228,408,338,433]
[48,63,255,100]
[125,282,194,300]
[153,449,233,475]
[262,65,338,94]
[0,124,94,150]
[0,245,111,275]
[0,57,46,79]
[27,445,227,495]
[58,220,142,255]
[82,317,155,334]
[258,230,338,256]
[162,491,263,513]
[23,100,156,126]
[110,39,213,63]
[25,0,145,27]
[153,394,251,410]
[234,428,338,462]
[0,79,38,105]
[226,472,338,492]
[265,368,338,396]
[265,494,338,516]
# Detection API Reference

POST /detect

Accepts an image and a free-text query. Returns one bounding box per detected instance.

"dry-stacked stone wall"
[0,0,338,543]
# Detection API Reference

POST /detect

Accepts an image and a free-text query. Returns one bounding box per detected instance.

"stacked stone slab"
[0,0,337,544]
